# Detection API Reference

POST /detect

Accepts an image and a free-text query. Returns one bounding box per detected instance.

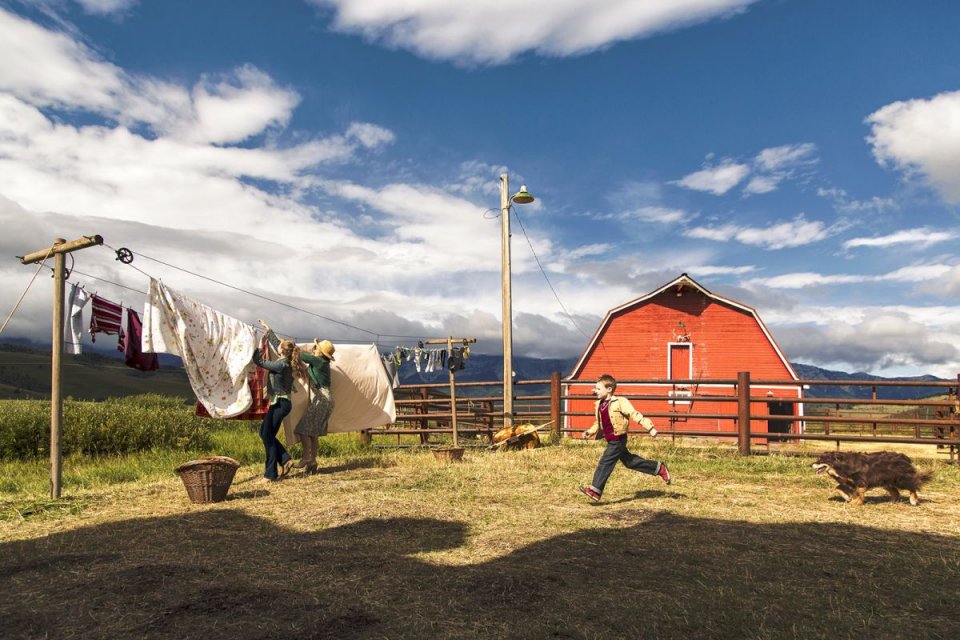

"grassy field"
[1,429,958,640]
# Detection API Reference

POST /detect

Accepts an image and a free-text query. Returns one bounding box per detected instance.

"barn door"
[669,344,691,380]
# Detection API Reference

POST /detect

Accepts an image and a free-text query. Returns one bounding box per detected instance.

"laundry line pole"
[20,234,104,498]
[424,337,476,448]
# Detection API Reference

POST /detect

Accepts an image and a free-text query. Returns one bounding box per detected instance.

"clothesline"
[28,242,471,355]
[99,242,428,341]
[53,243,439,347]
[378,343,472,388]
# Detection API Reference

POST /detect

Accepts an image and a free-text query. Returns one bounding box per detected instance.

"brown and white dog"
[811,451,933,506]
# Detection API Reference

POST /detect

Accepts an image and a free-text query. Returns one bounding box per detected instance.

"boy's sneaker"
[578,484,601,502]
[657,462,672,485]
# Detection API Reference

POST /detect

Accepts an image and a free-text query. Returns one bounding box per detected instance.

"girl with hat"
[295,338,336,473]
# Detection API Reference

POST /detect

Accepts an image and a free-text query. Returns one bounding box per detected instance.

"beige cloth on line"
[281,343,396,447]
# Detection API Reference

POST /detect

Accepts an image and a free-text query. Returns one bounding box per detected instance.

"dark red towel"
[123,309,159,372]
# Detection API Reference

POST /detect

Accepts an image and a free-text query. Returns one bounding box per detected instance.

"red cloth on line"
[90,294,124,351]
[194,365,269,420]
[123,309,159,372]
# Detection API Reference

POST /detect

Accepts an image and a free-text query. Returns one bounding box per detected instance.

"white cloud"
[567,244,610,260]
[175,66,301,144]
[678,142,818,197]
[345,122,396,148]
[73,0,138,15]
[754,142,817,172]
[775,312,960,373]
[867,89,960,204]
[880,264,953,282]
[742,175,780,195]
[746,263,952,289]
[0,8,125,112]
[309,0,760,65]
[673,159,750,195]
[622,206,690,224]
[816,187,896,213]
[690,265,758,276]
[686,214,830,249]
[843,228,957,250]
[0,11,526,352]
[747,272,867,289]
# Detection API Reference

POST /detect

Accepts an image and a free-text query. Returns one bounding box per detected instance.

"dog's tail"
[916,470,935,486]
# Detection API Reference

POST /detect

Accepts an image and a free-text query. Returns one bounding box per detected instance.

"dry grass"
[2,438,959,639]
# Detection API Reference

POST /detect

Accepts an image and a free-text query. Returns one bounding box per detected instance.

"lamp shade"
[511,185,534,204]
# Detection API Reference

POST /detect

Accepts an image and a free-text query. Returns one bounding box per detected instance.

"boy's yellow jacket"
[583,395,658,439]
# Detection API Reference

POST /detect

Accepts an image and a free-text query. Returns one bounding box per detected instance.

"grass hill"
[0,343,193,401]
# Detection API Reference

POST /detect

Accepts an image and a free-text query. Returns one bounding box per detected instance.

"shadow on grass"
[1,511,958,639]
[313,459,385,475]
[226,489,270,501]
[600,489,687,505]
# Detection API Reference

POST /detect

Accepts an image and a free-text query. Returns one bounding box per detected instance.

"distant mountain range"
[790,363,950,400]
[0,338,951,401]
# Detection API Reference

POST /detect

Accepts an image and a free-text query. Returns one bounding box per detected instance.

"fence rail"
[364,372,960,460]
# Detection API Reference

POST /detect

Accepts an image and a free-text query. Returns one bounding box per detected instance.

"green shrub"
[0,395,212,460]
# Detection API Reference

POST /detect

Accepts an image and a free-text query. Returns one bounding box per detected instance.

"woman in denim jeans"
[252,320,305,480]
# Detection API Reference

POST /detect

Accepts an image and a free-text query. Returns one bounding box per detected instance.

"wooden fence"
[364,372,960,460]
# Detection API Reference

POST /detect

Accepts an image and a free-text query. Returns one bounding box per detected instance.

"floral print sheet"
[142,278,258,418]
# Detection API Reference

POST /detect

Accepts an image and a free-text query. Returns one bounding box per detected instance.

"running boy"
[578,374,671,502]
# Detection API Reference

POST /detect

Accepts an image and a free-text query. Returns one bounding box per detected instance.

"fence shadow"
[1,510,957,639]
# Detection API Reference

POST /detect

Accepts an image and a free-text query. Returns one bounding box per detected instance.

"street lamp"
[500,173,535,431]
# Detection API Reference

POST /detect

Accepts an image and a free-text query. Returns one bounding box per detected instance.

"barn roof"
[569,273,799,380]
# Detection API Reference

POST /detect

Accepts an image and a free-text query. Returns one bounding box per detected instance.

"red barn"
[566,274,803,439]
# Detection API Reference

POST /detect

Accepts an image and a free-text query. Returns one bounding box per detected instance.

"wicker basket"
[176,456,241,503]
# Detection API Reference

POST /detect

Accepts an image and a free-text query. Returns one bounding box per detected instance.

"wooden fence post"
[737,371,751,456]
[550,371,561,440]
[419,387,429,444]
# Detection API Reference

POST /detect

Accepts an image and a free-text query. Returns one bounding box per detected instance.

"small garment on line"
[65,283,90,355]
[381,355,399,389]
[90,293,124,351]
[142,278,259,418]
[448,347,466,372]
[123,309,159,372]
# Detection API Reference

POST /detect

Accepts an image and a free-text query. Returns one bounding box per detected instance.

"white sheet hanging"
[142,278,258,418]
[282,343,396,444]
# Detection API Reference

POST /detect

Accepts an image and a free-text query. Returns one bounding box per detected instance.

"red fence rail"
[367,373,960,460]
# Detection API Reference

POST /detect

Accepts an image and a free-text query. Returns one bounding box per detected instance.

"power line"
[1,248,54,337]
[97,243,426,341]
[510,206,593,340]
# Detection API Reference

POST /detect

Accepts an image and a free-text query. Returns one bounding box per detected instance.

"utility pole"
[500,174,514,432]
[498,174,535,433]
[20,235,103,498]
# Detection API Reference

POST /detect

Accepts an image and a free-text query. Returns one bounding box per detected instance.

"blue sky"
[3,0,960,377]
